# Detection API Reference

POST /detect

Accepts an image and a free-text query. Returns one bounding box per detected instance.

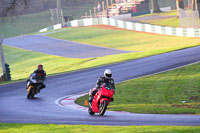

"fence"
[178,0,200,28]
[39,17,200,37]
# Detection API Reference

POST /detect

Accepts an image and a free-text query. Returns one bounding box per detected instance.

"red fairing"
[101,86,114,97]
[91,85,114,113]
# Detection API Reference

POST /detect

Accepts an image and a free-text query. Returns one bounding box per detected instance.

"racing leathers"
[26,70,46,92]
[89,76,115,103]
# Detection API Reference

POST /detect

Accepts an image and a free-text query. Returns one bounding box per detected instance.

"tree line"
[0,0,97,17]
[1,0,200,17]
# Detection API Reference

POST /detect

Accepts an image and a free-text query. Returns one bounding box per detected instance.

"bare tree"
[192,0,200,17]
[0,0,28,17]
[198,0,200,16]
[151,0,161,13]
[0,0,96,17]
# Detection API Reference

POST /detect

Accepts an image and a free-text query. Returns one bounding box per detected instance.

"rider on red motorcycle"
[89,69,115,104]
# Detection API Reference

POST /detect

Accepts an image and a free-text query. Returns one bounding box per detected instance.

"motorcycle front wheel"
[99,100,107,116]
[88,105,95,115]
[27,87,34,99]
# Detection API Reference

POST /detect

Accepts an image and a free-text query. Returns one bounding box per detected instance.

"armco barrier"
[39,17,200,37]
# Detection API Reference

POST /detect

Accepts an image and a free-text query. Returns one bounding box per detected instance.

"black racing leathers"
[34,70,46,82]
[26,70,46,91]
[89,76,115,103]
[96,76,115,90]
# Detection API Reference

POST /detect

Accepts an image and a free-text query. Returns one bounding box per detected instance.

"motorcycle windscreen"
[102,82,113,90]
[101,83,114,97]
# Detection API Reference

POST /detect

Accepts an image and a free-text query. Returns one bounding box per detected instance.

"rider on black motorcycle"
[26,64,46,92]
[89,69,115,104]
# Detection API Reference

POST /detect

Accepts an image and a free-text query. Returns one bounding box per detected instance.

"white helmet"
[104,69,112,78]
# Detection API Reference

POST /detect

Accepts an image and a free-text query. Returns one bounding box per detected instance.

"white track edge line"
[55,60,200,110]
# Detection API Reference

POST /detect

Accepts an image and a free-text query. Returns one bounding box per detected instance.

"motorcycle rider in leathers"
[26,64,46,92]
[89,69,115,104]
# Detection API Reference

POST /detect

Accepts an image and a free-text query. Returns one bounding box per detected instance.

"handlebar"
[30,78,43,84]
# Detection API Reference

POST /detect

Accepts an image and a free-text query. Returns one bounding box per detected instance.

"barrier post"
[94,7,97,17]
[89,10,92,18]
[102,1,105,11]
[106,0,109,8]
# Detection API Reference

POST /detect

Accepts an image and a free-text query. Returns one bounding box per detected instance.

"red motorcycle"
[88,83,114,116]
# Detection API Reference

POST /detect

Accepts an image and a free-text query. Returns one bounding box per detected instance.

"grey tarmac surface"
[0,46,200,126]
[3,35,130,58]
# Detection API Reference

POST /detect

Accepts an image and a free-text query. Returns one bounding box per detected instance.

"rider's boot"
[38,87,43,93]
[89,96,93,104]
[111,97,114,102]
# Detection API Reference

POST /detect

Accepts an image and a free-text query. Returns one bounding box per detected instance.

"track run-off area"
[0,35,200,126]
[3,35,131,58]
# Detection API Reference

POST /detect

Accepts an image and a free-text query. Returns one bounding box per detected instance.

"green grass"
[0,60,2,74]
[133,10,179,27]
[2,26,200,81]
[136,10,177,18]
[141,17,179,27]
[47,26,200,52]
[3,45,84,80]
[0,9,180,38]
[0,123,200,133]
[2,45,138,81]
[76,62,200,114]
[0,10,52,38]
[0,2,100,38]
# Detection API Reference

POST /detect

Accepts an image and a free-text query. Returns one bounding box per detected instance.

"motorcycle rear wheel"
[99,100,107,116]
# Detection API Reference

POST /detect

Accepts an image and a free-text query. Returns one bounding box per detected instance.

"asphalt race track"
[0,45,200,126]
[3,35,130,58]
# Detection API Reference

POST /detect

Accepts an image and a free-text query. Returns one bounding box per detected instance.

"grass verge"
[0,10,52,38]
[47,25,200,52]
[0,2,99,38]
[2,45,85,80]
[0,123,200,133]
[2,25,200,82]
[141,17,179,27]
[76,62,200,114]
[133,10,179,27]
